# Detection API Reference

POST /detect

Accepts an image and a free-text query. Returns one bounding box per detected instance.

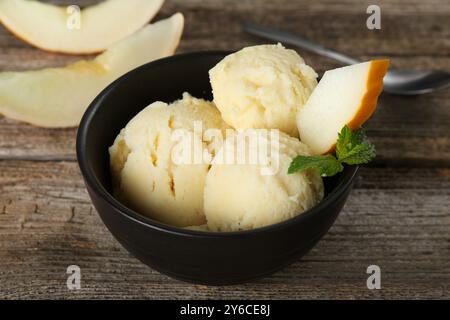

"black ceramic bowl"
[77,51,359,285]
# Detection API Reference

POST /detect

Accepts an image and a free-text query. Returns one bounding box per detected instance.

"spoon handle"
[244,23,360,65]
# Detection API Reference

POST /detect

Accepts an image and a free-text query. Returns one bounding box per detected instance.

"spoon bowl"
[383,69,450,95]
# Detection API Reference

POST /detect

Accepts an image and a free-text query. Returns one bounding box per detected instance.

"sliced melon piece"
[0,13,184,127]
[297,60,389,155]
[0,0,164,54]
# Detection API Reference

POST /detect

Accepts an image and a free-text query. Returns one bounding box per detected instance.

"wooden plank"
[0,161,449,299]
[0,118,76,161]
[3,4,450,71]
[1,89,449,164]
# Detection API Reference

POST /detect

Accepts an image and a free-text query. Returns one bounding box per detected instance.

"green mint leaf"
[288,126,376,178]
[288,154,344,177]
[339,140,376,165]
[335,125,353,159]
[336,125,376,165]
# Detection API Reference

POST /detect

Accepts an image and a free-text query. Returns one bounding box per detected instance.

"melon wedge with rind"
[297,60,389,155]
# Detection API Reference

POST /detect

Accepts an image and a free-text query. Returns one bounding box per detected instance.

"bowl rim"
[76,51,359,239]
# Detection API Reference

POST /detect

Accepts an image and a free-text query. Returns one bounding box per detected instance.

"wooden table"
[0,0,449,299]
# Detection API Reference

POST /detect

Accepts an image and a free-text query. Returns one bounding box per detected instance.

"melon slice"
[0,0,164,54]
[297,60,389,155]
[0,13,184,127]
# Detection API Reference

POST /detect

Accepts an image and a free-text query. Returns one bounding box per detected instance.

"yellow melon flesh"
[0,13,184,128]
[0,0,164,54]
[297,60,389,155]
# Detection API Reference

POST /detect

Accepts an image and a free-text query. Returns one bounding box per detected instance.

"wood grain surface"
[0,0,449,299]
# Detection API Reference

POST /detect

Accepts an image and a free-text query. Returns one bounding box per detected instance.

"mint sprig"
[288,125,376,177]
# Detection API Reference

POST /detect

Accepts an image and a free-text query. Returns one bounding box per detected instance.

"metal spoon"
[244,23,450,95]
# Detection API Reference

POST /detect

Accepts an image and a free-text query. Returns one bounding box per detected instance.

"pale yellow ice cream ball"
[203,131,324,232]
[109,93,229,227]
[209,44,318,137]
